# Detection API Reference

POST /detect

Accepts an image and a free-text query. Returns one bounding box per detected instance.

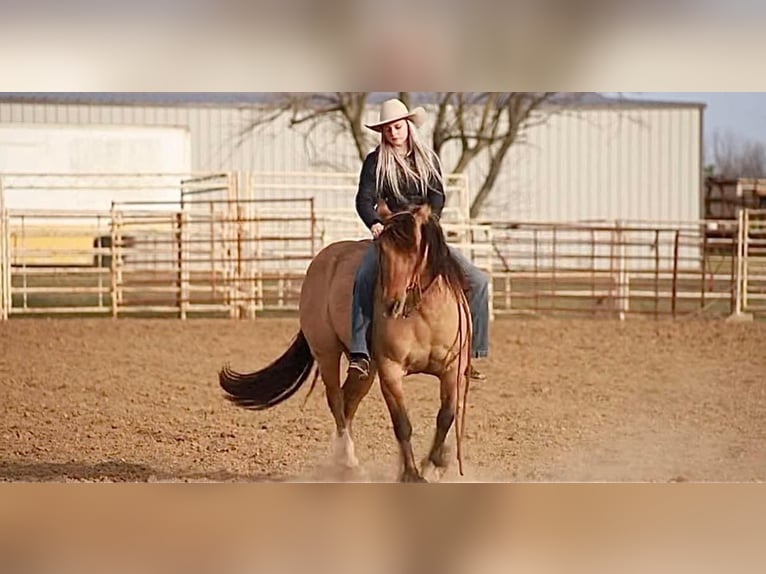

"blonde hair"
[375,120,443,202]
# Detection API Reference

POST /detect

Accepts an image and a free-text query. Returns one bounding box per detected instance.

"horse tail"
[219,331,315,410]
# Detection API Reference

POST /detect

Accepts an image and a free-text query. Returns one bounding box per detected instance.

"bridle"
[376,212,432,318]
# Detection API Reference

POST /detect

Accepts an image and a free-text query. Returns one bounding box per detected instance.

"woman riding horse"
[348,98,490,381]
[219,98,491,481]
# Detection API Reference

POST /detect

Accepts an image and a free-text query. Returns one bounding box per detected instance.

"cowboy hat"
[365,98,426,132]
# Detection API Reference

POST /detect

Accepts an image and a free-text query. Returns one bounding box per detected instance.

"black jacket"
[355,148,445,229]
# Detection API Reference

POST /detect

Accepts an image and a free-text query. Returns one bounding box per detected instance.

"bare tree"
[430,93,556,217]
[711,129,766,178]
[239,92,560,217]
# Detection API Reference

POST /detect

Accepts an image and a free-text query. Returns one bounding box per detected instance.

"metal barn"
[0,93,704,224]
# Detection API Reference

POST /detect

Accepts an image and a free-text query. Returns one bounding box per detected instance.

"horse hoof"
[400,472,428,483]
[338,465,368,482]
[336,455,359,469]
[421,460,447,483]
[316,462,368,482]
[332,431,359,469]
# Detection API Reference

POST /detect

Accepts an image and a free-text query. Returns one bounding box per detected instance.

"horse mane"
[381,212,467,296]
[420,217,468,295]
[381,212,419,252]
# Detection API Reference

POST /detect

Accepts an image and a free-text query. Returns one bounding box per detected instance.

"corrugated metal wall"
[470,106,702,223]
[0,99,702,223]
[0,101,363,174]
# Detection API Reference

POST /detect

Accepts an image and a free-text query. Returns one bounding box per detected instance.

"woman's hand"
[371,223,384,239]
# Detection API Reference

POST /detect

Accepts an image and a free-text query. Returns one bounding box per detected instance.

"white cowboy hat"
[365,98,426,132]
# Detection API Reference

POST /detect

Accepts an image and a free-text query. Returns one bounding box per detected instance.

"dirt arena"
[0,317,764,482]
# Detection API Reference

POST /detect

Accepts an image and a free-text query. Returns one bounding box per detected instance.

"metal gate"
[108,177,318,318]
[737,208,766,316]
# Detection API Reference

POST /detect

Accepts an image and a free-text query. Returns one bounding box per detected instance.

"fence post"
[551,225,557,312]
[235,201,244,319]
[590,229,596,311]
[254,205,263,315]
[209,200,216,304]
[20,215,27,311]
[609,224,616,315]
[700,226,708,311]
[743,208,750,312]
[735,208,745,315]
[484,224,495,321]
[175,211,189,319]
[654,229,660,319]
[109,204,119,318]
[671,230,680,318]
[729,223,741,315]
[245,200,256,321]
[182,206,191,320]
[2,207,8,320]
[617,221,627,321]
[226,196,237,319]
[533,228,539,312]
[0,177,7,320]
[5,206,10,320]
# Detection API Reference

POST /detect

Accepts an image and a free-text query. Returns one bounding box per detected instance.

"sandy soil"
[0,318,764,482]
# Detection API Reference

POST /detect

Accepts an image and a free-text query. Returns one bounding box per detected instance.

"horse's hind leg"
[379,367,425,483]
[422,368,459,482]
[342,362,376,432]
[324,363,377,474]
[314,352,356,470]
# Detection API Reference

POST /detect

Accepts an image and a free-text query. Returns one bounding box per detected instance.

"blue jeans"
[350,243,489,359]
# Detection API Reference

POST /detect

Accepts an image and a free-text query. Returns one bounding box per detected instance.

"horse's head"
[377,204,431,318]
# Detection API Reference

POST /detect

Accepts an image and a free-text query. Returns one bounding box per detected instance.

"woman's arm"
[427,160,445,219]
[355,151,383,229]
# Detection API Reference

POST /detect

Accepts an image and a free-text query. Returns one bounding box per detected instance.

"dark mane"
[380,212,418,252]
[420,217,468,294]
[380,212,467,295]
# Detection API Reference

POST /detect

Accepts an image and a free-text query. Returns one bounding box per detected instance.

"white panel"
[0,124,192,210]
[0,124,191,175]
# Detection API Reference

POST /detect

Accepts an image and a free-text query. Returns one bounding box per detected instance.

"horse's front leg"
[379,364,425,483]
[421,366,460,482]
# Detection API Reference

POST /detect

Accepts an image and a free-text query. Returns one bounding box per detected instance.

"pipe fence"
[1,172,764,320]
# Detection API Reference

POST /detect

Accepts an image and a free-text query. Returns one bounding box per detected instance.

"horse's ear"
[412,204,432,225]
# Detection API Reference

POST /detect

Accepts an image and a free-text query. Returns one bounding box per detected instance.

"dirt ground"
[0,317,764,482]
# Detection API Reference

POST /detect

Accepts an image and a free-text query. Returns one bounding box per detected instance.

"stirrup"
[469,365,486,381]
[348,356,370,378]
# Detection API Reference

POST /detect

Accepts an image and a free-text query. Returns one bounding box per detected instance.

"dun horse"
[218,205,473,482]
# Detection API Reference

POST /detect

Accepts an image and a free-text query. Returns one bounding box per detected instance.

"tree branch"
[290,105,344,126]
[432,92,453,155]
[231,92,568,218]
